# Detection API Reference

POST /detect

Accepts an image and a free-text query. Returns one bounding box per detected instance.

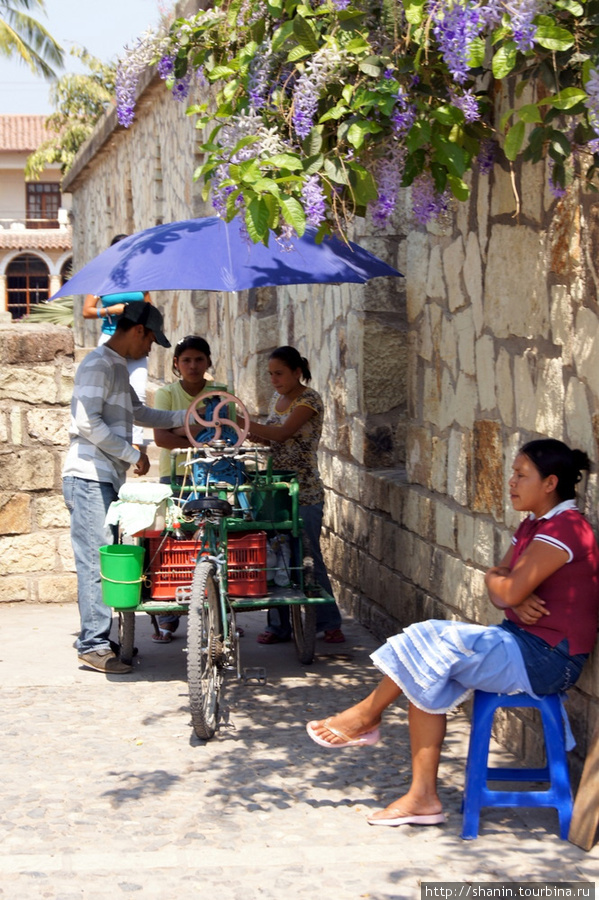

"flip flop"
[324,628,346,643]
[256,631,290,644]
[367,810,446,827]
[151,629,173,643]
[306,718,381,748]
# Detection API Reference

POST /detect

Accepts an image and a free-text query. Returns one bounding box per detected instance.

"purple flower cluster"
[332,0,351,8]
[370,149,406,226]
[475,138,497,174]
[508,0,538,52]
[292,72,320,139]
[301,174,327,227]
[430,0,482,84]
[275,223,298,251]
[248,47,272,111]
[448,87,480,122]
[172,72,192,102]
[479,0,503,27]
[411,173,449,224]
[391,87,417,137]
[158,55,175,79]
[584,67,599,136]
[116,31,162,128]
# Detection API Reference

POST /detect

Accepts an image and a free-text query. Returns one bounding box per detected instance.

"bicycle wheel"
[118,611,135,665]
[291,602,317,665]
[187,560,225,740]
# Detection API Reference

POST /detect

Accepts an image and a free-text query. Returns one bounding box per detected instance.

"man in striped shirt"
[62,302,187,674]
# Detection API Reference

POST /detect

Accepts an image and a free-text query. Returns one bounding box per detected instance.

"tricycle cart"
[104,392,333,740]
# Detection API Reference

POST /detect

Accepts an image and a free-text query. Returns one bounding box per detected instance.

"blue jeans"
[499,620,588,694]
[266,502,342,637]
[62,476,118,654]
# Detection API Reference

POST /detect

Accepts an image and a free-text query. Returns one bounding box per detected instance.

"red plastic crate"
[146,531,268,599]
[227,531,267,597]
[147,533,199,599]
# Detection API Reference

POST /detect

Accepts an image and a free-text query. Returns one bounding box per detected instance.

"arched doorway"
[6,254,49,319]
[60,257,73,284]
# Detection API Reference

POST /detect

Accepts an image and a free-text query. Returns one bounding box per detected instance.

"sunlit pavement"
[1,603,596,900]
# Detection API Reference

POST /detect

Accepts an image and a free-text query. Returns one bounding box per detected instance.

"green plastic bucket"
[99,544,145,609]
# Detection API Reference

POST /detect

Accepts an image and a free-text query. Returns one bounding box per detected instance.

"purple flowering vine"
[507,0,539,52]
[448,87,480,123]
[301,174,327,227]
[429,0,482,85]
[411,173,450,225]
[116,30,164,128]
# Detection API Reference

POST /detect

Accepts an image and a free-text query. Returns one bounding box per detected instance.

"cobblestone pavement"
[1,603,597,900]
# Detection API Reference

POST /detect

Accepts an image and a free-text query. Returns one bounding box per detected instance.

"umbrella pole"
[224,291,234,394]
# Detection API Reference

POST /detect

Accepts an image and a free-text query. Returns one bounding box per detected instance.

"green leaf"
[553,0,583,13]
[430,161,447,194]
[323,157,350,184]
[263,153,304,171]
[246,198,271,243]
[500,107,515,132]
[346,119,382,149]
[403,0,425,25]
[534,19,575,52]
[468,36,485,68]
[319,104,350,122]
[406,119,431,153]
[349,166,378,204]
[293,15,320,52]
[342,84,353,105]
[504,120,525,161]
[492,42,517,79]
[272,20,295,52]
[209,65,236,80]
[303,128,323,156]
[432,105,463,126]
[447,173,470,202]
[287,43,312,62]
[303,153,325,175]
[358,56,382,77]
[280,196,306,234]
[538,87,587,110]
[431,135,466,176]
[517,103,543,124]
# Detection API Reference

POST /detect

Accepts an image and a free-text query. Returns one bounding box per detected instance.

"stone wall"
[0,323,76,603]
[60,51,599,775]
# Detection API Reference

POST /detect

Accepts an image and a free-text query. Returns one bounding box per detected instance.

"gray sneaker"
[78,648,132,674]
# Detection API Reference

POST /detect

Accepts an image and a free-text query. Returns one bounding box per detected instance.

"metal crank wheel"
[118,611,135,666]
[291,603,317,665]
[187,560,224,740]
[184,390,250,448]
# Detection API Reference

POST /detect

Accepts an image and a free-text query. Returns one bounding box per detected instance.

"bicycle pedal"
[242,666,267,684]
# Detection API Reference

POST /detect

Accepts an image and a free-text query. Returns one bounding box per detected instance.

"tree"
[25,47,116,179]
[0,0,63,79]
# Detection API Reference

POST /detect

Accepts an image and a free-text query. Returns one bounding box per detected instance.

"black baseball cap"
[121,301,171,348]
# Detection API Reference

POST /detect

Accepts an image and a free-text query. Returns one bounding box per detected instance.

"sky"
[0,0,163,115]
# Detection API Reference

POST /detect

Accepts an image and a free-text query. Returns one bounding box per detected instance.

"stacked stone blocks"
[0,324,76,603]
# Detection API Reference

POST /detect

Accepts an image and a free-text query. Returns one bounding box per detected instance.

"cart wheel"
[291,603,317,665]
[118,611,135,665]
[187,560,225,740]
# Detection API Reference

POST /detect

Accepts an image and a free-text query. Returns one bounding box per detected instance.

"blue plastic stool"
[461,691,573,840]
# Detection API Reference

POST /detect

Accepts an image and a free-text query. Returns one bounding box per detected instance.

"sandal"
[256,631,289,644]
[152,629,173,643]
[324,628,346,644]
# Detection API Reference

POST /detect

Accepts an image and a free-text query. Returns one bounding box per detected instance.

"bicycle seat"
[183,496,233,518]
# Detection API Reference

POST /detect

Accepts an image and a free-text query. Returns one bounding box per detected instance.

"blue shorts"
[499,620,588,694]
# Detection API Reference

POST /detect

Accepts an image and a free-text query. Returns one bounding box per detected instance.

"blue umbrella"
[52,216,402,389]
[50,216,401,297]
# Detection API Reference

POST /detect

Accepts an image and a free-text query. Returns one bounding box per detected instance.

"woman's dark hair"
[520,439,591,501]
[269,345,311,382]
[172,335,211,376]
[110,233,128,246]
